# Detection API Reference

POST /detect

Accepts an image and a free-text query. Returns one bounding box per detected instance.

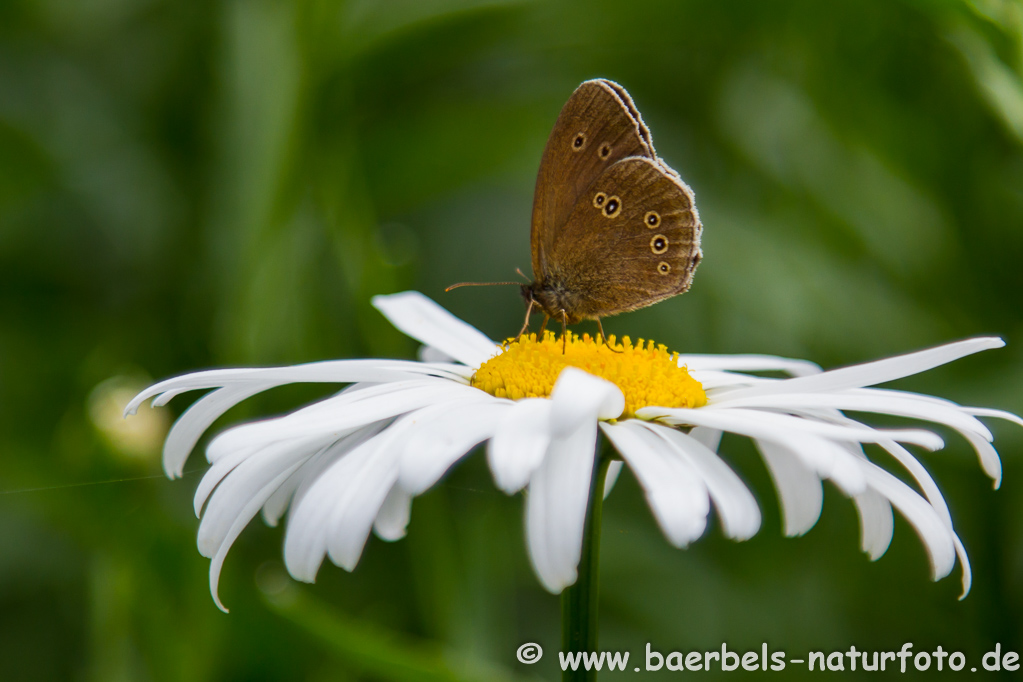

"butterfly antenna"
[444,281,521,292]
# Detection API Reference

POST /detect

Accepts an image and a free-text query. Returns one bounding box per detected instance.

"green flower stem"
[561,444,613,682]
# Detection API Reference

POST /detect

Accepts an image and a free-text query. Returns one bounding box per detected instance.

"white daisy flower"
[126,291,1021,611]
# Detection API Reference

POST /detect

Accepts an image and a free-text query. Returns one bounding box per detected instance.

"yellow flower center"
[472,331,706,418]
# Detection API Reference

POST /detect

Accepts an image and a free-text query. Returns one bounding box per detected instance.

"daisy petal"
[709,391,993,442]
[678,354,822,376]
[755,440,824,536]
[124,359,469,416]
[397,398,507,495]
[207,461,301,612]
[261,423,388,527]
[418,345,456,363]
[829,440,896,560]
[261,473,299,527]
[261,470,308,528]
[797,395,1003,487]
[691,371,769,391]
[196,433,342,518]
[966,406,1023,429]
[873,439,954,525]
[714,337,1004,400]
[602,421,710,547]
[372,291,500,367]
[526,369,621,593]
[642,406,944,451]
[851,488,894,560]
[207,380,477,463]
[647,424,761,541]
[550,367,625,433]
[953,534,972,599]
[325,452,401,570]
[813,415,969,584]
[603,460,624,499]
[197,444,308,559]
[779,433,868,495]
[861,463,956,581]
[961,431,1002,488]
[688,426,723,452]
[525,420,596,593]
[374,484,413,541]
[284,425,402,582]
[196,386,395,512]
[162,385,266,478]
[488,398,552,494]
[792,409,969,528]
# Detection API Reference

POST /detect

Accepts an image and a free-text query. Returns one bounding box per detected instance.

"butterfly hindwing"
[542,156,702,319]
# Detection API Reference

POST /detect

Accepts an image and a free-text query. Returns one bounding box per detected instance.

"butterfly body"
[521,278,587,325]
[524,79,702,327]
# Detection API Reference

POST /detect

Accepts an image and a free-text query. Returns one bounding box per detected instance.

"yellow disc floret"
[472,331,706,418]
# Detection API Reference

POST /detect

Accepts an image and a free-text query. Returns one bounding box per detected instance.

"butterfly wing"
[530,79,656,278]
[542,156,702,320]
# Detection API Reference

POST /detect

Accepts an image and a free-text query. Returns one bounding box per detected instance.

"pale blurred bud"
[88,376,169,462]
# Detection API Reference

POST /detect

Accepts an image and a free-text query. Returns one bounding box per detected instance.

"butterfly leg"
[539,315,550,336]
[560,310,568,354]
[515,298,536,341]
[595,317,622,353]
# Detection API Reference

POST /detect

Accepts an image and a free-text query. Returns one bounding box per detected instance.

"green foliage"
[1,0,1021,679]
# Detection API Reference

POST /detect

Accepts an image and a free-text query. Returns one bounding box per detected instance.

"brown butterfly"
[450,79,702,342]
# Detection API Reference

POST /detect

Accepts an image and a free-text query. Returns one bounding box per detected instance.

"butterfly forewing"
[530,80,655,277]
[521,79,703,325]
[544,156,702,319]
[601,80,654,150]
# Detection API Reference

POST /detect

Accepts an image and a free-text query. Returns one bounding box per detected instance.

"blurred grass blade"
[947,24,1023,144]
[262,585,529,682]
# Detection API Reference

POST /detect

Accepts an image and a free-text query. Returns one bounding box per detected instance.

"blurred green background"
[2,0,1023,679]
